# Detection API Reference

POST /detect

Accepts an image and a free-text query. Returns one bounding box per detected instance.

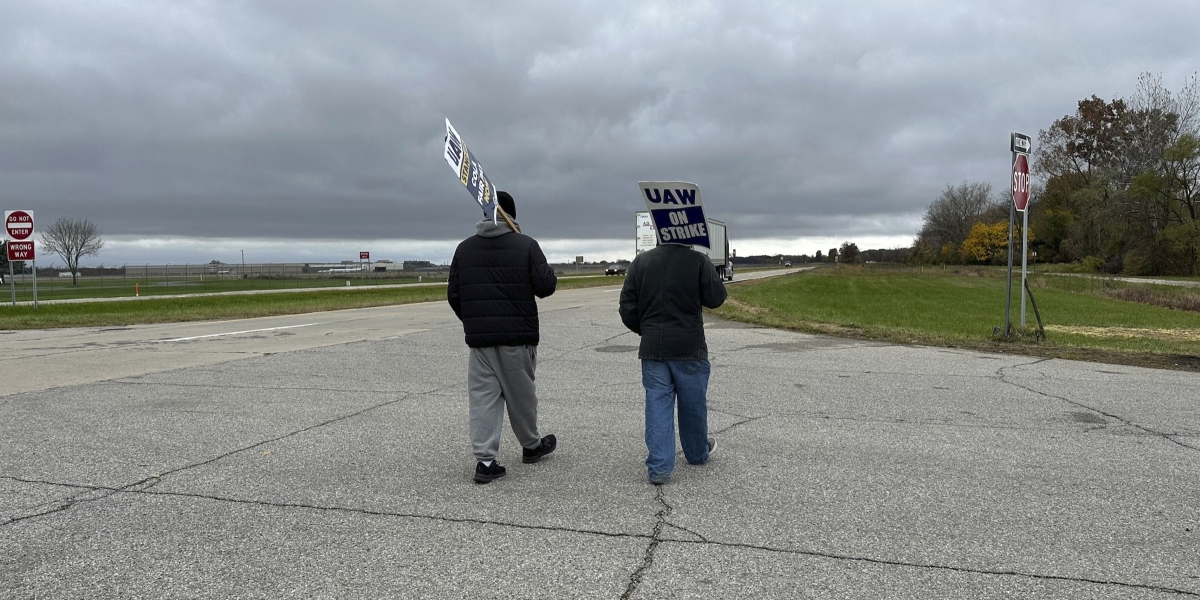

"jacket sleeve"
[618,259,641,334]
[447,253,462,319]
[699,255,727,309]
[528,240,557,299]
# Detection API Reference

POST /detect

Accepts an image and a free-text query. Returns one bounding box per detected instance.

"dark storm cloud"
[3,0,1199,244]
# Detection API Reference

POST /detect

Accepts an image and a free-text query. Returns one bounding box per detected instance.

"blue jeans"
[642,359,711,481]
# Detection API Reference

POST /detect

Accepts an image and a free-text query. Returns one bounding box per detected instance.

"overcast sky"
[3,1,1199,265]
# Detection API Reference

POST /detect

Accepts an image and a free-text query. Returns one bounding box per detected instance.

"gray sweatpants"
[468,345,541,462]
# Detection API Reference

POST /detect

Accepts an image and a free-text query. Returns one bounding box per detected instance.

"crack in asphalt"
[105,379,407,394]
[999,361,1200,453]
[0,477,150,529]
[661,521,709,543]
[770,411,1090,434]
[542,330,641,365]
[145,393,417,483]
[707,407,760,420]
[711,415,767,436]
[661,538,1200,597]
[125,488,648,541]
[621,486,671,600]
[0,389,427,529]
[5,473,1196,596]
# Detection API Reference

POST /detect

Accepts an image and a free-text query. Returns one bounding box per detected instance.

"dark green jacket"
[619,244,727,360]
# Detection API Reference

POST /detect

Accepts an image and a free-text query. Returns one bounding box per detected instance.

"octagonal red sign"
[1012,155,1030,212]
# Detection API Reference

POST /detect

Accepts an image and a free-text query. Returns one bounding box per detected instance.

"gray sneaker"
[707,437,716,456]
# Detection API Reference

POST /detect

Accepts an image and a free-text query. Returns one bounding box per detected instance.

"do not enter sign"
[5,210,34,240]
[1012,155,1030,212]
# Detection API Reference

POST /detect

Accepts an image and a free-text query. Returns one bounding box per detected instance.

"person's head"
[497,191,516,219]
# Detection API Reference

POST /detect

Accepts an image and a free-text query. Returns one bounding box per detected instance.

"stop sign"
[1012,155,1030,212]
[5,210,34,240]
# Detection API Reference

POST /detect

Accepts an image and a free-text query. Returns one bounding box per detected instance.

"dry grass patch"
[1045,325,1200,343]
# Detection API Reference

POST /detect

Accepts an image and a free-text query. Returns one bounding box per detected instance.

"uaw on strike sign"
[639,182,710,248]
[442,119,498,222]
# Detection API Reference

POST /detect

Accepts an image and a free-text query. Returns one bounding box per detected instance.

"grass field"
[10,264,1198,370]
[0,273,445,302]
[0,275,622,330]
[713,265,1200,371]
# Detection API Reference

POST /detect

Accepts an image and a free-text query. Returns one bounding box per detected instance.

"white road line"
[158,323,321,343]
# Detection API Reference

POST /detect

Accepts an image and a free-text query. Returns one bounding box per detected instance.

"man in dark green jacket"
[619,243,727,484]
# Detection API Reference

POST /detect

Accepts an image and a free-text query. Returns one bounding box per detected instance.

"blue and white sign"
[638,181,710,248]
[443,118,498,222]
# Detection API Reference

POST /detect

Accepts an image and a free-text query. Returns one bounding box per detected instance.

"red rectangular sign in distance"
[7,241,33,260]
[359,252,369,260]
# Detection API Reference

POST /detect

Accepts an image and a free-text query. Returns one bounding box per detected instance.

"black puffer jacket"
[619,243,727,360]
[447,219,557,348]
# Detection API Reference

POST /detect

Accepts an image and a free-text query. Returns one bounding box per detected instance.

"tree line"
[915,73,1200,275]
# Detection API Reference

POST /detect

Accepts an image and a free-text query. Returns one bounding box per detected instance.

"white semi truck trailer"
[635,212,733,281]
[698,218,733,281]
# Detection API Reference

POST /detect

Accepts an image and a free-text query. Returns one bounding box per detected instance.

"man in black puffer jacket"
[448,192,558,484]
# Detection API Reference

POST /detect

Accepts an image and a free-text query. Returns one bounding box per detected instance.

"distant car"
[605,265,627,276]
[784,261,792,267]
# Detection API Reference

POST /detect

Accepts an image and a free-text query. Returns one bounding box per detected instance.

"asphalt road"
[2,269,1198,598]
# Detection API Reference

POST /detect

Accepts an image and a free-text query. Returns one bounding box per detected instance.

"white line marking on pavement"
[158,323,322,343]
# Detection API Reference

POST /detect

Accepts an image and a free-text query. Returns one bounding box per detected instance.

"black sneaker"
[522,434,557,464]
[474,461,507,484]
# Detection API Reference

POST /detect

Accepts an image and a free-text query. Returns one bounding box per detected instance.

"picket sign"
[442,119,518,233]
[638,182,710,248]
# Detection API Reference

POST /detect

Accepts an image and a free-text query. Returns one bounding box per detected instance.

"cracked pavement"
[2,282,1199,598]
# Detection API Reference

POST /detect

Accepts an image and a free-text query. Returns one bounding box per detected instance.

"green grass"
[0,273,444,302]
[0,275,622,330]
[713,265,1200,369]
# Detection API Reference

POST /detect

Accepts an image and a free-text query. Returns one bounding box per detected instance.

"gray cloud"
[3,0,1199,250]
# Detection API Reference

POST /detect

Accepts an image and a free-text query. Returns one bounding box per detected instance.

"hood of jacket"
[476,218,519,238]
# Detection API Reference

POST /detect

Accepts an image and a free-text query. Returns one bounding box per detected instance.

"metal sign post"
[1005,133,1032,337]
[4,210,35,309]
[1004,192,1015,337]
[6,241,35,305]
[1021,204,1029,326]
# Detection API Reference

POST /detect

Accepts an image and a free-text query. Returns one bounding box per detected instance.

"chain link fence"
[1,261,625,303]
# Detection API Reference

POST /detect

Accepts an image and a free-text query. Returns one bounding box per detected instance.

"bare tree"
[917,182,995,251]
[41,218,104,285]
